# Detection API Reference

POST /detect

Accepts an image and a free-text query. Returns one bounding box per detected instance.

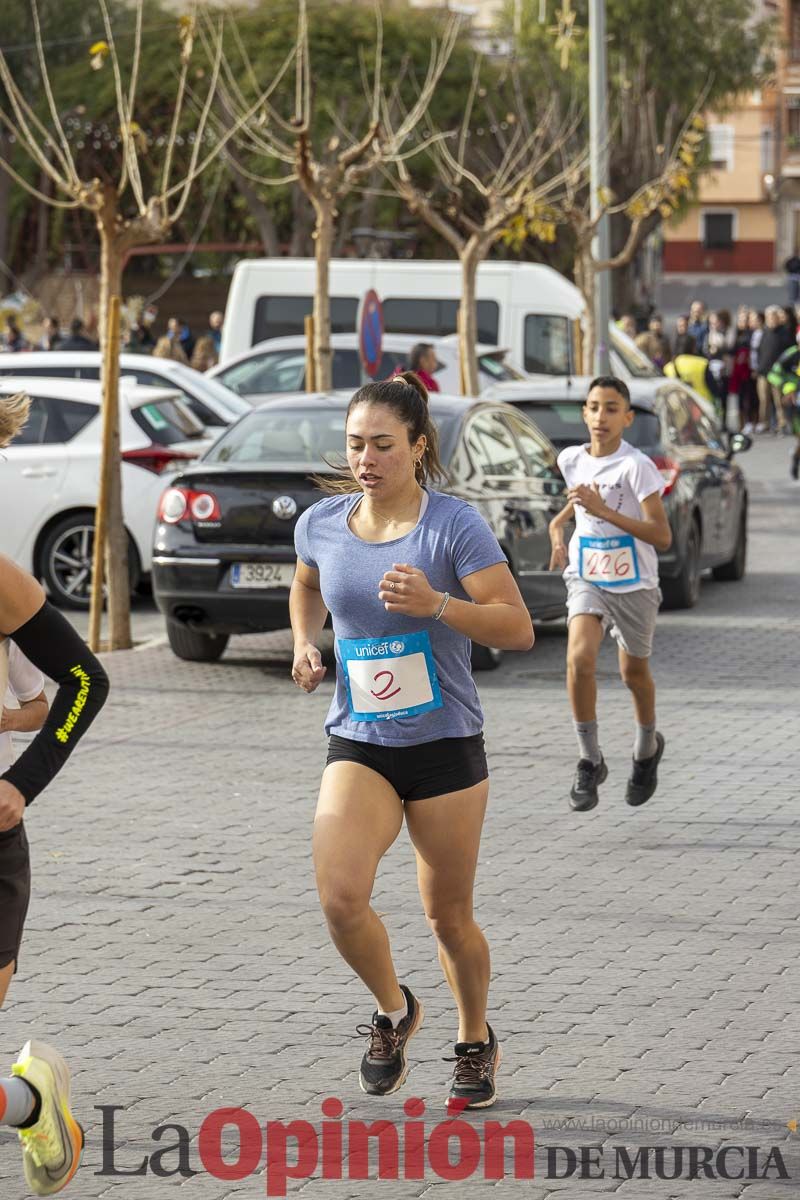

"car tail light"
[158,486,221,525]
[122,445,199,475]
[651,454,681,497]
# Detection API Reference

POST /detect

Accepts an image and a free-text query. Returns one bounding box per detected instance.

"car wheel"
[40,514,141,611]
[711,507,747,582]
[166,619,229,663]
[471,643,504,671]
[661,518,701,610]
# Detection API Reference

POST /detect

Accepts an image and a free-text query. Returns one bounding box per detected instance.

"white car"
[0,351,250,429]
[0,376,208,609]
[206,333,525,398]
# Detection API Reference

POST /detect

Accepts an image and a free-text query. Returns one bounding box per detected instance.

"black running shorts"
[326,733,488,802]
[0,822,31,973]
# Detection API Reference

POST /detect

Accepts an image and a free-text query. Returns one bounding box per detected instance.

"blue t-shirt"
[294,488,507,746]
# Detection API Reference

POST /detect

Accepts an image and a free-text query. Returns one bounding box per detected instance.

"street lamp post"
[589,0,611,373]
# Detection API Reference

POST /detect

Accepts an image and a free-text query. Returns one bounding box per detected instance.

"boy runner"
[548,376,672,811]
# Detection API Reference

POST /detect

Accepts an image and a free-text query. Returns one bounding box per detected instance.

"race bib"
[579,534,640,588]
[338,631,443,722]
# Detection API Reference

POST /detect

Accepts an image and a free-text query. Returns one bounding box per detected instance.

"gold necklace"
[361,489,422,526]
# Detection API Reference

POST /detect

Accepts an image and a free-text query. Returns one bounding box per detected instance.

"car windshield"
[514,402,661,452]
[204,405,461,467]
[478,354,525,382]
[131,395,206,445]
[183,370,251,417]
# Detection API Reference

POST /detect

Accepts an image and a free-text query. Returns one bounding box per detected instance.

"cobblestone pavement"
[2,440,799,1200]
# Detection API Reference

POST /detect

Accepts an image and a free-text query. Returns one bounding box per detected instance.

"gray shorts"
[566,577,662,659]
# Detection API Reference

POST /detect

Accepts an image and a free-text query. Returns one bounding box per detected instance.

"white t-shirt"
[557,440,665,593]
[0,640,46,772]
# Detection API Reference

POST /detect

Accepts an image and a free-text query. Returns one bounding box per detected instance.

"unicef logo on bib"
[338,631,443,722]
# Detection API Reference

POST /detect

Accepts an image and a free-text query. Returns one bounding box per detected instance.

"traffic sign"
[358,289,383,378]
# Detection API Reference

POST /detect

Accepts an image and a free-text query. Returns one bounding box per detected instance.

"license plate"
[230,562,295,589]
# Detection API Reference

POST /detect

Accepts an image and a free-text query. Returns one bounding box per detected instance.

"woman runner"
[0,392,110,1195]
[290,373,533,1109]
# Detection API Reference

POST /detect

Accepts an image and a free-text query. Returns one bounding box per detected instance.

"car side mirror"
[729,432,751,455]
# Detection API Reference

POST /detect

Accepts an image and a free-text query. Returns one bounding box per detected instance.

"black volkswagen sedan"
[487,376,751,609]
[152,391,567,668]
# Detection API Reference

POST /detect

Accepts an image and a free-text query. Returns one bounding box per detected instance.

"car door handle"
[21,467,57,478]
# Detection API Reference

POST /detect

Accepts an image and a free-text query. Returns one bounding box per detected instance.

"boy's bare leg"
[618,647,656,726]
[566,615,604,722]
[0,962,12,1008]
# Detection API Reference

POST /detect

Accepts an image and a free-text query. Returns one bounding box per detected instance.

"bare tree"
[215,0,459,390]
[383,62,582,396]
[505,99,705,372]
[0,0,277,648]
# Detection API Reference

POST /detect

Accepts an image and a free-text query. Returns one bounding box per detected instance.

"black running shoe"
[626,732,665,807]
[445,1024,502,1111]
[357,985,423,1096]
[570,756,607,811]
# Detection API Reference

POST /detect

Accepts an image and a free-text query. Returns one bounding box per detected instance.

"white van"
[221,258,659,381]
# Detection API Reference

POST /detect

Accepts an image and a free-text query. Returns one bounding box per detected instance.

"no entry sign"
[358,289,383,378]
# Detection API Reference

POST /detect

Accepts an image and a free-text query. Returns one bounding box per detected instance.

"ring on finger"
[390,581,396,591]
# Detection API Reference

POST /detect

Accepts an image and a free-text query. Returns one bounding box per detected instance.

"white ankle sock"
[378,995,408,1029]
[0,1078,37,1127]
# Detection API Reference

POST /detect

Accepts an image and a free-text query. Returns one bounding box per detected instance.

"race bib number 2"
[579,535,640,589]
[338,631,443,722]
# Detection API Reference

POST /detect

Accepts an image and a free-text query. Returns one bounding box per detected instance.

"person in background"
[664,350,715,406]
[57,318,96,352]
[207,311,223,353]
[729,309,754,433]
[190,336,218,372]
[153,335,189,364]
[756,306,794,433]
[635,314,670,370]
[672,316,696,358]
[3,317,28,353]
[705,312,733,421]
[123,323,155,354]
[784,251,800,306]
[37,317,61,352]
[618,314,638,340]
[407,344,442,393]
[166,317,195,361]
[687,301,708,357]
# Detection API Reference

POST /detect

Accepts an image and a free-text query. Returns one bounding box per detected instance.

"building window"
[761,128,775,173]
[792,0,800,62]
[788,102,800,151]
[702,212,735,250]
[708,124,734,171]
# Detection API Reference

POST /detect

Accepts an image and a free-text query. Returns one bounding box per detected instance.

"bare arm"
[289,560,329,693]
[568,486,672,552]
[0,555,45,635]
[548,499,575,570]
[1,691,48,734]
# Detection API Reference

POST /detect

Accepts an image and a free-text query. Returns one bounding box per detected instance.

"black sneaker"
[357,985,423,1096]
[791,455,799,481]
[626,732,665,807]
[570,756,607,811]
[445,1024,502,1110]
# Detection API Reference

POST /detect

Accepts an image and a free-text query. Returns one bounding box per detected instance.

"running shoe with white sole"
[445,1024,502,1110]
[11,1040,84,1196]
[357,985,424,1096]
[626,732,665,807]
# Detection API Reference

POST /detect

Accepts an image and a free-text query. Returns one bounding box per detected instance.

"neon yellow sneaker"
[11,1040,84,1196]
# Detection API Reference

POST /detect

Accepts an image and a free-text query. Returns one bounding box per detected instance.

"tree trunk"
[312,198,335,392]
[0,132,11,290]
[459,242,482,397]
[575,248,596,375]
[290,183,314,256]
[96,215,133,651]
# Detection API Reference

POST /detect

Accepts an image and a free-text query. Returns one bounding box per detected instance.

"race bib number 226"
[579,534,640,589]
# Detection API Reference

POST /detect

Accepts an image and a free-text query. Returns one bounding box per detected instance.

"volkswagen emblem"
[272,495,298,520]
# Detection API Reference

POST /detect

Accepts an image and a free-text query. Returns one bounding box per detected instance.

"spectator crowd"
[626,300,800,440]
[0,308,224,373]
